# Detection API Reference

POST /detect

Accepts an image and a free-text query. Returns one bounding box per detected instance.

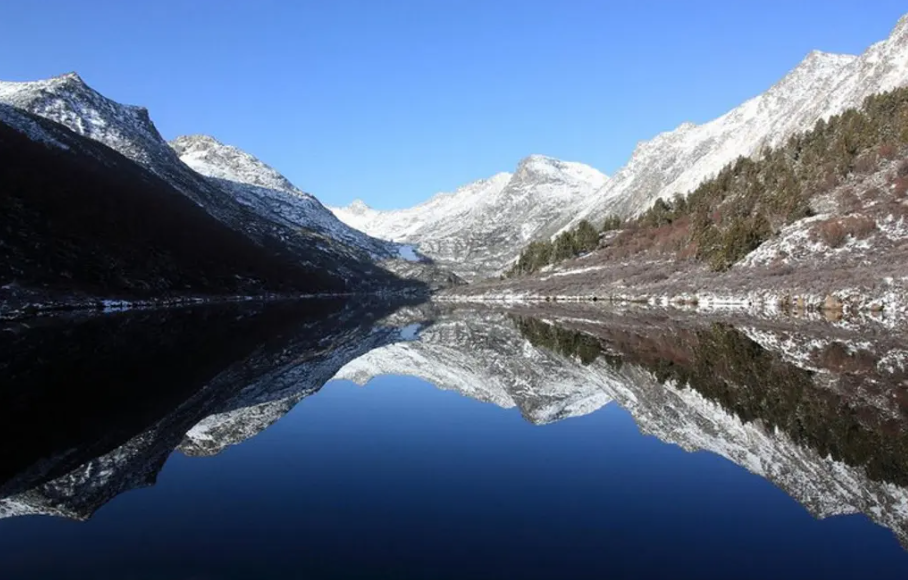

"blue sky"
[1,1,906,209]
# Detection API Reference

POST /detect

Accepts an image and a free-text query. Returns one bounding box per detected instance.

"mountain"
[331,156,608,280]
[572,13,908,225]
[0,73,423,297]
[335,13,908,281]
[169,135,462,291]
[170,136,417,262]
[0,104,355,311]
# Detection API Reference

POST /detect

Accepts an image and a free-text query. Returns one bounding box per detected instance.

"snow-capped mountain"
[331,156,608,280]
[0,73,233,211]
[170,135,421,262]
[335,13,908,280]
[0,73,429,291]
[570,13,908,224]
[0,103,370,304]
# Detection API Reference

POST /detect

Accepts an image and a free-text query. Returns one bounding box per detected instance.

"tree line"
[505,215,622,277]
[507,86,908,275]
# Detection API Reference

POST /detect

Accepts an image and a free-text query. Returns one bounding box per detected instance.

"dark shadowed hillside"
[0,107,418,311]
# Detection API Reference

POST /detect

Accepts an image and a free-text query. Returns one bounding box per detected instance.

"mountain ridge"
[331,155,607,280]
[332,12,908,280]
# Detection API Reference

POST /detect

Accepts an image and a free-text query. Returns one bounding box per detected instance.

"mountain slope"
[170,134,461,289]
[331,156,608,280]
[0,73,414,293]
[574,13,908,224]
[335,13,908,281]
[171,135,412,261]
[0,104,349,310]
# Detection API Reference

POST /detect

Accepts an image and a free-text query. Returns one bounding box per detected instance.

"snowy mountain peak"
[775,50,856,91]
[167,133,455,276]
[331,158,607,279]
[170,134,305,198]
[346,199,372,213]
[0,71,177,177]
[51,71,86,86]
[564,13,908,223]
[515,154,609,188]
[891,12,908,42]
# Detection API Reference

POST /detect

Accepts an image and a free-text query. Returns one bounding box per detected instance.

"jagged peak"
[169,134,226,153]
[890,11,908,41]
[346,199,372,212]
[519,153,559,165]
[803,49,855,64]
[171,133,302,195]
[50,71,85,85]
[515,154,608,185]
[0,71,96,97]
[0,71,155,116]
[773,49,855,89]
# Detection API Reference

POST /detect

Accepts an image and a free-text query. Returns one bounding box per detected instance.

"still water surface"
[1,300,907,579]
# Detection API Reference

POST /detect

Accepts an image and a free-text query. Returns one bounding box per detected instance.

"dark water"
[1,301,907,579]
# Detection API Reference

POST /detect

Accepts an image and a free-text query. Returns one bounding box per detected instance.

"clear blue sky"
[1,1,906,209]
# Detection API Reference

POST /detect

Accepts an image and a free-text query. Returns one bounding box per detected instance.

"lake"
[1,299,907,579]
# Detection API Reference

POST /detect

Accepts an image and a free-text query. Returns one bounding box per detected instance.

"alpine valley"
[6,10,908,577]
[331,13,908,315]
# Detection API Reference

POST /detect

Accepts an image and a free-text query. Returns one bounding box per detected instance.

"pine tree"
[573,220,599,253]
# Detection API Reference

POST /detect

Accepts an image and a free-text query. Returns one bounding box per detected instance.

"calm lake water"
[1,300,907,579]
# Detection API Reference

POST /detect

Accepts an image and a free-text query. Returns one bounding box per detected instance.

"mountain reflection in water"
[1,300,907,579]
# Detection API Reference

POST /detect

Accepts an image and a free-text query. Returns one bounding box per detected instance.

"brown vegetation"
[507,86,908,276]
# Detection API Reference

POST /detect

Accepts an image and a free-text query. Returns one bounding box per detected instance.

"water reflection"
[337,305,908,548]
[0,297,426,519]
[1,301,908,578]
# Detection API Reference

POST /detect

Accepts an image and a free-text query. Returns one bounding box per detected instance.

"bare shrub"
[879,143,899,160]
[864,185,883,203]
[894,176,908,198]
[652,218,691,255]
[884,200,908,220]
[677,240,698,260]
[812,215,876,248]
[816,219,847,248]
[899,159,908,178]
[854,152,879,174]
[840,215,877,239]
[816,170,840,195]
[817,342,878,374]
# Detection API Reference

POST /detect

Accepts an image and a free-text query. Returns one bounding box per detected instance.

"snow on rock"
[0,73,207,201]
[170,135,405,261]
[0,103,70,150]
[0,72,451,290]
[573,15,908,224]
[331,156,608,281]
[330,13,908,281]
